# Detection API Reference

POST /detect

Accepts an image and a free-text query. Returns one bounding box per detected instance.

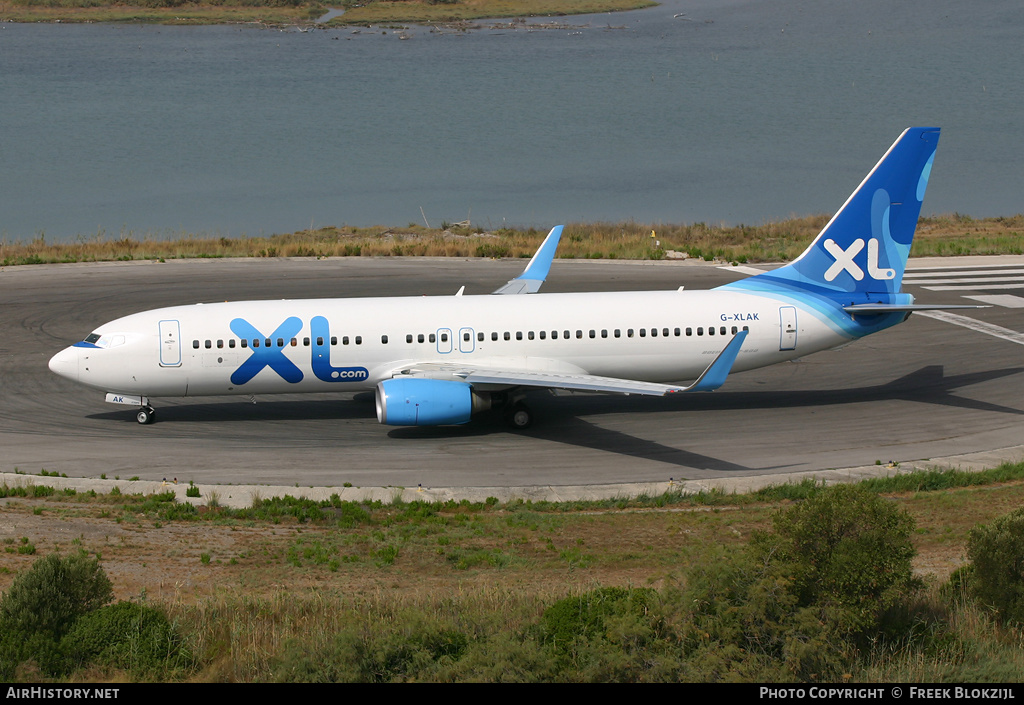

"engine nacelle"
[375,378,490,426]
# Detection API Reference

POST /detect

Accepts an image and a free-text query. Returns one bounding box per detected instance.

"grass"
[6,463,1024,680]
[0,0,655,25]
[3,214,1022,267]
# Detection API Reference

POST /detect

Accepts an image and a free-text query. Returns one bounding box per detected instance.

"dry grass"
[331,0,655,26]
[0,0,654,25]
[3,214,1021,267]
[5,474,1024,680]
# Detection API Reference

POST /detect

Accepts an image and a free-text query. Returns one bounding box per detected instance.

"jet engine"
[375,378,492,426]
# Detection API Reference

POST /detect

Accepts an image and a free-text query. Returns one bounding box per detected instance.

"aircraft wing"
[393,330,748,395]
[491,225,564,295]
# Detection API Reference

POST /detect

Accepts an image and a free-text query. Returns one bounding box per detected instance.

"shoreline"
[2,215,1021,267]
[0,0,658,27]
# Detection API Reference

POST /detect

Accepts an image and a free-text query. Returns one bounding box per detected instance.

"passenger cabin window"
[381,335,389,344]
[355,336,362,345]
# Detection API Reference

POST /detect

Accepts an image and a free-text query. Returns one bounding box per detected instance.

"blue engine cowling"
[375,378,480,426]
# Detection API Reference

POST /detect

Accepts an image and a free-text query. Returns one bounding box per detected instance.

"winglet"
[673,329,748,393]
[492,225,564,295]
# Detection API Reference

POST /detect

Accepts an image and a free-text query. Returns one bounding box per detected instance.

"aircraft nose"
[48,347,79,382]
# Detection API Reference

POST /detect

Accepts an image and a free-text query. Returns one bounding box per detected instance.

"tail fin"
[732,127,940,299]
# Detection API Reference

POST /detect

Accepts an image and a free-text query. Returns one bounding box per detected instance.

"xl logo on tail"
[823,238,895,282]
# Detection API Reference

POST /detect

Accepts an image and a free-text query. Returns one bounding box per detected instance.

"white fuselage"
[51,289,839,399]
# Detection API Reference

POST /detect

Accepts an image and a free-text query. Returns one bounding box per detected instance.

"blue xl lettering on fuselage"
[310,316,369,383]
[229,317,368,385]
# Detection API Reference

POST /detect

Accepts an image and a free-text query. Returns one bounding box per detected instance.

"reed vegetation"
[3,214,1021,268]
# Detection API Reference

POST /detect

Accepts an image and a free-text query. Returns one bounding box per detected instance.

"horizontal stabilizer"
[843,303,990,314]
[492,225,564,295]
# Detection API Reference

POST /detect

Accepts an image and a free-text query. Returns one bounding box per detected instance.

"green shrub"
[272,622,470,682]
[966,507,1024,625]
[0,552,112,639]
[668,545,851,682]
[754,484,920,636]
[0,552,113,677]
[539,586,658,657]
[60,601,192,677]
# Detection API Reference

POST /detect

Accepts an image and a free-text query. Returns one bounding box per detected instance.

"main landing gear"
[136,406,156,425]
[503,400,533,430]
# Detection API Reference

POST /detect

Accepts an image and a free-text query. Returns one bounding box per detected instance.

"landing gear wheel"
[136,407,156,425]
[505,402,532,430]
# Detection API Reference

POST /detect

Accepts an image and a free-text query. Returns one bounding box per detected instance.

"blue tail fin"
[730,127,940,299]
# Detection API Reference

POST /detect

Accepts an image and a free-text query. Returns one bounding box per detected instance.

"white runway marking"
[963,295,1024,309]
[916,311,1024,346]
[717,265,767,276]
[923,283,1024,291]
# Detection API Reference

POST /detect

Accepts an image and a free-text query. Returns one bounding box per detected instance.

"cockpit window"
[87,333,127,349]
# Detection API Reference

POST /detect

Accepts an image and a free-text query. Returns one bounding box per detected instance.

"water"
[0,0,1021,241]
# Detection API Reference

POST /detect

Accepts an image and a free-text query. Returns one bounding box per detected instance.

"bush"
[60,601,192,677]
[539,586,658,657]
[754,484,920,636]
[967,507,1024,625]
[671,545,853,682]
[0,552,112,639]
[0,552,113,677]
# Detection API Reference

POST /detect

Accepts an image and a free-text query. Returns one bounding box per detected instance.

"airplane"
[49,127,969,429]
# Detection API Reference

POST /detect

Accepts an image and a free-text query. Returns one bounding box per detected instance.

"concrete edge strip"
[4,445,1024,509]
